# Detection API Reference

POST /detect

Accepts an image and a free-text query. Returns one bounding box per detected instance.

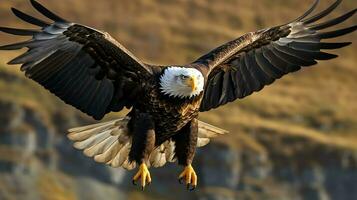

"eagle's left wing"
[0,0,154,120]
[197,0,356,112]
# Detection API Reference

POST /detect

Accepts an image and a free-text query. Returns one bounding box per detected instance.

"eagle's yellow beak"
[185,77,197,91]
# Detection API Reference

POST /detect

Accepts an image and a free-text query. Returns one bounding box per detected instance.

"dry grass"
[36,171,77,200]
[0,145,26,163]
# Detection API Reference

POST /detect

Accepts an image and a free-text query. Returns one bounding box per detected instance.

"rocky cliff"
[0,94,356,200]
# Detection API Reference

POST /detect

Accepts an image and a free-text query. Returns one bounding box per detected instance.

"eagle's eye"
[179,74,189,80]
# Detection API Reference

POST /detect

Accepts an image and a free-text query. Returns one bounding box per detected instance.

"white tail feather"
[149,144,167,168]
[109,143,131,168]
[197,138,210,147]
[73,130,112,150]
[83,136,117,157]
[164,140,176,162]
[68,117,227,170]
[94,140,121,163]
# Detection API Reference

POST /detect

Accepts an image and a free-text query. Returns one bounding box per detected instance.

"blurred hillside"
[0,0,356,200]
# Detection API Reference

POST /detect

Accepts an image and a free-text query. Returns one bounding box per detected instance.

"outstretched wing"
[0,0,153,120]
[197,0,356,112]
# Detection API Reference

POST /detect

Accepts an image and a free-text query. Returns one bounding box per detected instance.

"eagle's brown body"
[133,71,202,142]
[124,67,204,166]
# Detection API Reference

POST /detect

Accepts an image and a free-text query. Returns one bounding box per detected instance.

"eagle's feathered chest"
[137,85,202,140]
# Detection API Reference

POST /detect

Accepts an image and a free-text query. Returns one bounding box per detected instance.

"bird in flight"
[0,0,355,191]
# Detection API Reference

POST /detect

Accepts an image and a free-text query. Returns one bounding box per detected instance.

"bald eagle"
[1,0,356,190]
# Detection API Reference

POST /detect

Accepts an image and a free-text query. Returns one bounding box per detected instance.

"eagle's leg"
[172,118,198,191]
[129,112,155,190]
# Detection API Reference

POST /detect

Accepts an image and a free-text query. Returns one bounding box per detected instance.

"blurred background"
[0,0,356,199]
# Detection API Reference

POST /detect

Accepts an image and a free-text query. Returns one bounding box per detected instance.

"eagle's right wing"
[197,0,356,112]
[0,0,153,120]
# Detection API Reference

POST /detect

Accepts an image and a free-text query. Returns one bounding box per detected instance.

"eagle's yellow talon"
[132,163,151,189]
[178,165,197,190]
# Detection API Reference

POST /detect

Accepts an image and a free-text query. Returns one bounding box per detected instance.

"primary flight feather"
[0,0,355,190]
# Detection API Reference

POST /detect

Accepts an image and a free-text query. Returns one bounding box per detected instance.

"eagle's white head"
[160,67,204,98]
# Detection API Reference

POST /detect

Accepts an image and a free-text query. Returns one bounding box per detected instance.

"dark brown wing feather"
[197,0,356,112]
[0,0,153,120]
